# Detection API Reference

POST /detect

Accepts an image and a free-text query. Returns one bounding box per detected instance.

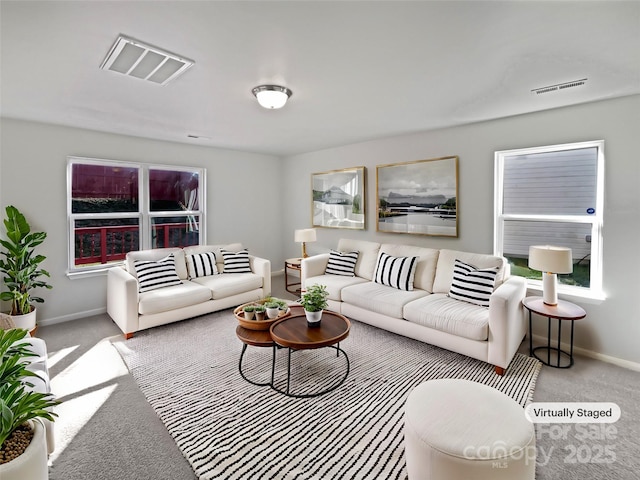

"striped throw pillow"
[325,250,359,277]
[448,259,498,307]
[186,252,218,278]
[134,254,182,293]
[373,252,418,291]
[221,249,252,273]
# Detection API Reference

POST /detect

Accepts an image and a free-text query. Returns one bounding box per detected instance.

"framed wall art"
[376,156,458,237]
[312,166,365,229]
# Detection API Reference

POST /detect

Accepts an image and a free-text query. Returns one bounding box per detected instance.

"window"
[68,157,205,274]
[494,141,604,298]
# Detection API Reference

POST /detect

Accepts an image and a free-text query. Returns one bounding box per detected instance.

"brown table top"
[270,310,351,350]
[235,325,274,347]
[522,296,586,321]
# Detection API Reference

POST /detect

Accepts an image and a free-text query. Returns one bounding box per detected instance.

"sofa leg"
[124,332,134,340]
[495,366,506,376]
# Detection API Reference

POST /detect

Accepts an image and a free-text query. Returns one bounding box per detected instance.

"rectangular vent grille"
[100,35,194,86]
[532,78,587,95]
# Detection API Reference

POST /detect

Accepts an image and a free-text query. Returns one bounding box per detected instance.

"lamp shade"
[252,85,292,109]
[294,228,316,243]
[528,245,573,274]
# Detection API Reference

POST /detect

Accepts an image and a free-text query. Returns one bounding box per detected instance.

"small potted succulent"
[254,305,266,321]
[299,284,329,327]
[264,301,280,319]
[242,304,256,320]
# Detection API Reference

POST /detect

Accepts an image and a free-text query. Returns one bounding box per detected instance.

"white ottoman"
[404,379,535,480]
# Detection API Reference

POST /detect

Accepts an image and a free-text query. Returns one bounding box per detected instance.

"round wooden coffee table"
[270,309,351,398]
[235,325,275,386]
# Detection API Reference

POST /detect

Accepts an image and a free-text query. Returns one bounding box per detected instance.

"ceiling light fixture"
[252,85,292,109]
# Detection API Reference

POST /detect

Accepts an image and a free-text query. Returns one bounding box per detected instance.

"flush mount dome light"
[252,85,292,109]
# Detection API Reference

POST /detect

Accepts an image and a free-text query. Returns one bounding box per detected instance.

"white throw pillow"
[221,249,252,273]
[325,250,359,277]
[448,259,498,307]
[186,251,219,278]
[134,254,182,293]
[373,251,418,291]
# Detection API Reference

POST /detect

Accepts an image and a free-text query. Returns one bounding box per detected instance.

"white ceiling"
[1,1,639,156]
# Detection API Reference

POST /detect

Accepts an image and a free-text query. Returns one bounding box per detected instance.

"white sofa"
[301,239,527,375]
[107,243,271,338]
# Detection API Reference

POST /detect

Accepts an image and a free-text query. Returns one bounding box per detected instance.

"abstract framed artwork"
[312,166,365,229]
[376,156,458,236]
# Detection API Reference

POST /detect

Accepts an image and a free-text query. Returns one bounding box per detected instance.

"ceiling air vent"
[532,78,587,95]
[100,35,194,86]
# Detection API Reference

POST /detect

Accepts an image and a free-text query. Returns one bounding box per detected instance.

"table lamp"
[528,245,573,305]
[294,228,316,258]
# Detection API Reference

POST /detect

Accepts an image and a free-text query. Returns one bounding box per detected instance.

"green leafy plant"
[0,328,59,449]
[299,284,329,312]
[264,301,279,309]
[254,305,266,313]
[242,305,256,313]
[0,206,53,316]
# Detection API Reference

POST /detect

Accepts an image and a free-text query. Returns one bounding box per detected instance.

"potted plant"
[299,284,329,327]
[0,206,53,331]
[242,305,256,320]
[254,305,266,321]
[0,328,59,479]
[264,301,280,319]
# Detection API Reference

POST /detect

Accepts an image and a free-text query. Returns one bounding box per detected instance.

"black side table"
[523,296,586,368]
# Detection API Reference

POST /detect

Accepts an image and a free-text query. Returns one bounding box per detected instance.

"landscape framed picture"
[376,156,458,236]
[312,166,366,229]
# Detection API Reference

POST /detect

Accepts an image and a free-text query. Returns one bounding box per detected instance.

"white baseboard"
[37,307,107,327]
[530,333,640,372]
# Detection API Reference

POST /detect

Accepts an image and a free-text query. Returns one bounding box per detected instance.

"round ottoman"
[404,379,535,480]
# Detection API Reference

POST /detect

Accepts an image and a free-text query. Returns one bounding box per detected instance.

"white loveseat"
[301,239,527,375]
[107,243,271,338]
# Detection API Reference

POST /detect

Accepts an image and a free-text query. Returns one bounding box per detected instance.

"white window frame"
[494,140,605,300]
[67,156,206,277]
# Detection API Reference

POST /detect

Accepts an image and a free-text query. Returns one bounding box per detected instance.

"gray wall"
[282,95,640,366]
[1,95,638,366]
[0,119,284,322]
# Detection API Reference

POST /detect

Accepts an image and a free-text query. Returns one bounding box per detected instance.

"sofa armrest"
[250,255,271,297]
[107,266,140,336]
[301,253,330,285]
[487,275,527,369]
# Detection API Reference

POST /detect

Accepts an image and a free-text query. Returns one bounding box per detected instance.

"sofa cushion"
[432,249,507,294]
[192,273,263,299]
[303,275,368,302]
[337,238,381,280]
[374,251,418,291]
[448,259,498,307]
[138,280,212,315]
[126,247,188,280]
[380,244,439,292]
[403,293,490,341]
[325,250,359,277]
[184,243,243,275]
[186,251,219,278]
[134,254,183,293]
[221,249,252,273]
[342,281,428,319]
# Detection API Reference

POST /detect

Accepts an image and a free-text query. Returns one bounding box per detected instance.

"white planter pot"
[9,308,37,331]
[305,309,323,327]
[0,419,49,480]
[266,307,280,319]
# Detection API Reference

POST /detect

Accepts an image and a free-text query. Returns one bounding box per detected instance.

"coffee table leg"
[547,317,551,365]
[271,345,276,387]
[557,319,562,367]
[286,347,292,395]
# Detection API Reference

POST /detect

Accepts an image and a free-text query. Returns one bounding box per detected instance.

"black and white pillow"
[134,254,182,293]
[325,250,359,277]
[448,259,499,307]
[186,251,218,278]
[374,252,418,291]
[221,249,252,273]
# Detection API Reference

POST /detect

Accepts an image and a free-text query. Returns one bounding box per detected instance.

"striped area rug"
[113,310,541,480]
